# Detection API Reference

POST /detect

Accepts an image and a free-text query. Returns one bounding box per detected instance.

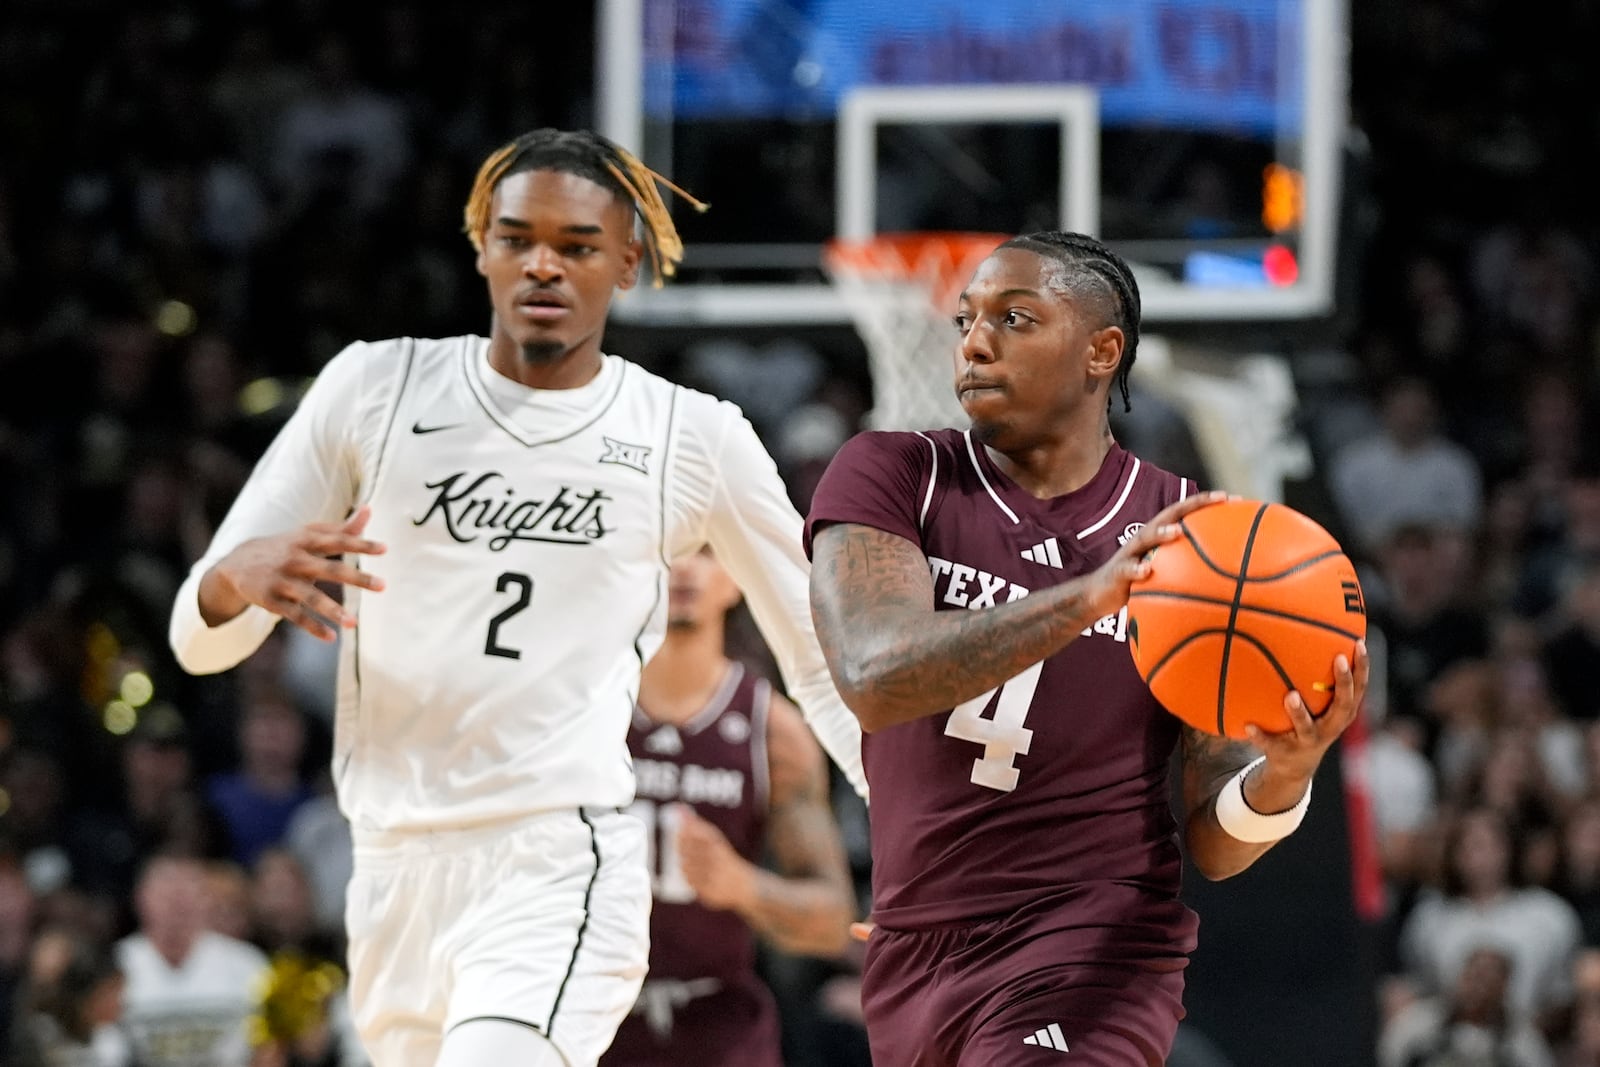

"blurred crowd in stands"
[0,1,1598,1065]
[1338,3,1600,1065]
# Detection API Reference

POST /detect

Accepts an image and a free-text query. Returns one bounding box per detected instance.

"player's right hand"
[202,506,387,641]
[1075,490,1229,621]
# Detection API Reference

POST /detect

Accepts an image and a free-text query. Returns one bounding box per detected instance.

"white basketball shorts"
[345,807,650,1067]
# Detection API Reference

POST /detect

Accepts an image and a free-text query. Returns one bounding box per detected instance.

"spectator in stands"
[66,702,230,909]
[1380,945,1554,1067]
[1370,524,1491,735]
[1521,468,1600,622]
[1507,375,1589,541]
[205,688,312,869]
[1367,713,1439,908]
[11,928,129,1067]
[1,749,73,896]
[1493,632,1587,801]
[1481,479,1538,612]
[1425,659,1500,795]
[1457,728,1568,886]
[282,783,352,937]
[1329,376,1483,557]
[249,849,327,956]
[0,858,38,1059]
[1545,558,1600,722]
[177,333,254,465]
[116,856,269,1067]
[1400,806,1580,1024]
[204,862,254,944]
[1,608,109,794]
[1554,950,1600,1067]
[207,24,308,175]
[1552,799,1600,947]
[273,34,409,220]
[1470,218,1596,361]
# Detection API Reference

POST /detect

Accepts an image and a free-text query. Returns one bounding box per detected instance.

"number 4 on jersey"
[944,661,1044,792]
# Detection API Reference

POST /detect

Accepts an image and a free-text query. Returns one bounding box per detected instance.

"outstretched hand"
[202,506,387,641]
[1246,639,1370,781]
[1076,490,1230,620]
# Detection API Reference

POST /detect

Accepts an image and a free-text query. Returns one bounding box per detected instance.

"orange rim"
[823,231,1010,310]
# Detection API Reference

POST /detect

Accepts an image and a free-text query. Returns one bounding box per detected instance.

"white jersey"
[170,336,865,834]
[115,932,269,1067]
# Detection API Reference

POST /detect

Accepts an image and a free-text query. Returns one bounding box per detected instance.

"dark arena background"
[2,2,1599,1065]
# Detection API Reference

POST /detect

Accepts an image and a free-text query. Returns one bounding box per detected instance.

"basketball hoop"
[824,232,1008,431]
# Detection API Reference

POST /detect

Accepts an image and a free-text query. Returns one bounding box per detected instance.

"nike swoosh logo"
[411,421,461,435]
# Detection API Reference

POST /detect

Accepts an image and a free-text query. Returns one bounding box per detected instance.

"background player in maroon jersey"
[603,548,856,1067]
[805,231,1370,1067]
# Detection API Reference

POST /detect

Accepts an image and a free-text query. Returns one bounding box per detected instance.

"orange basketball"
[1126,499,1366,738]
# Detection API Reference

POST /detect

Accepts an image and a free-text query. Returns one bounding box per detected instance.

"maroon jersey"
[603,662,783,1067]
[805,429,1201,955]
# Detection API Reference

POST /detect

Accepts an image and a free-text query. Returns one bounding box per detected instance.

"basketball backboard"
[598,0,1347,324]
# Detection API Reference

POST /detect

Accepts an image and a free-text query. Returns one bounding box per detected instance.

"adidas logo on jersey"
[1022,1023,1070,1052]
[644,725,683,756]
[1020,537,1064,568]
[1117,522,1145,547]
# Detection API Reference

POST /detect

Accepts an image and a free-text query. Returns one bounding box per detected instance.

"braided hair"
[463,128,708,286]
[998,231,1141,412]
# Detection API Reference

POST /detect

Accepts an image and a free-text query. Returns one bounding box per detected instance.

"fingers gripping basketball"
[1126,500,1366,738]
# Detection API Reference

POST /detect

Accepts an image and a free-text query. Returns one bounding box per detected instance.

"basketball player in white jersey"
[167,128,868,1067]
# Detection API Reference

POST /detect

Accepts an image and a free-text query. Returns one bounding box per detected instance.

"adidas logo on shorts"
[1022,1023,1070,1052]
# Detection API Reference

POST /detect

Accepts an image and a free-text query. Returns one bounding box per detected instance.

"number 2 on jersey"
[484,571,532,659]
[944,661,1044,792]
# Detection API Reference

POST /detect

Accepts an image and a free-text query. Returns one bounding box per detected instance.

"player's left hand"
[674,805,756,912]
[1246,639,1369,783]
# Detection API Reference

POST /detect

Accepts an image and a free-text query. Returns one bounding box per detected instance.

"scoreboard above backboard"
[599,0,1346,324]
[648,0,1303,136]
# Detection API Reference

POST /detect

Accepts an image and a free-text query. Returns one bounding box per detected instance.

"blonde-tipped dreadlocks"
[462,128,708,286]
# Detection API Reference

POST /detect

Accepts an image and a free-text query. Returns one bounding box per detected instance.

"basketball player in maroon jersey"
[805,231,1369,1067]
[603,548,856,1067]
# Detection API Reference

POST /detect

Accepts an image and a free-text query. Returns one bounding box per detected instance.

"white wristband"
[1214,755,1311,844]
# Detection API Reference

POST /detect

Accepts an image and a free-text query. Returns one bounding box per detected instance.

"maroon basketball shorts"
[860,914,1187,1067]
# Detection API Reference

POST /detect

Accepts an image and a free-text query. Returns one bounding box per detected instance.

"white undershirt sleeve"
[701,410,869,800]
[168,342,374,675]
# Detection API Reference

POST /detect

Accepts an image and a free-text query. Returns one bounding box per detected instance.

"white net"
[824,233,1009,432]
[825,235,1313,505]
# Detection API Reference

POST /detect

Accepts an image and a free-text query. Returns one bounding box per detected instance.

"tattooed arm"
[808,491,1227,731]
[1181,642,1369,880]
[675,693,855,957]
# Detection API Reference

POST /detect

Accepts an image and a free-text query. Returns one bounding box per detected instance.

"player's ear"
[617,237,643,292]
[1086,325,1124,382]
[474,240,488,278]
